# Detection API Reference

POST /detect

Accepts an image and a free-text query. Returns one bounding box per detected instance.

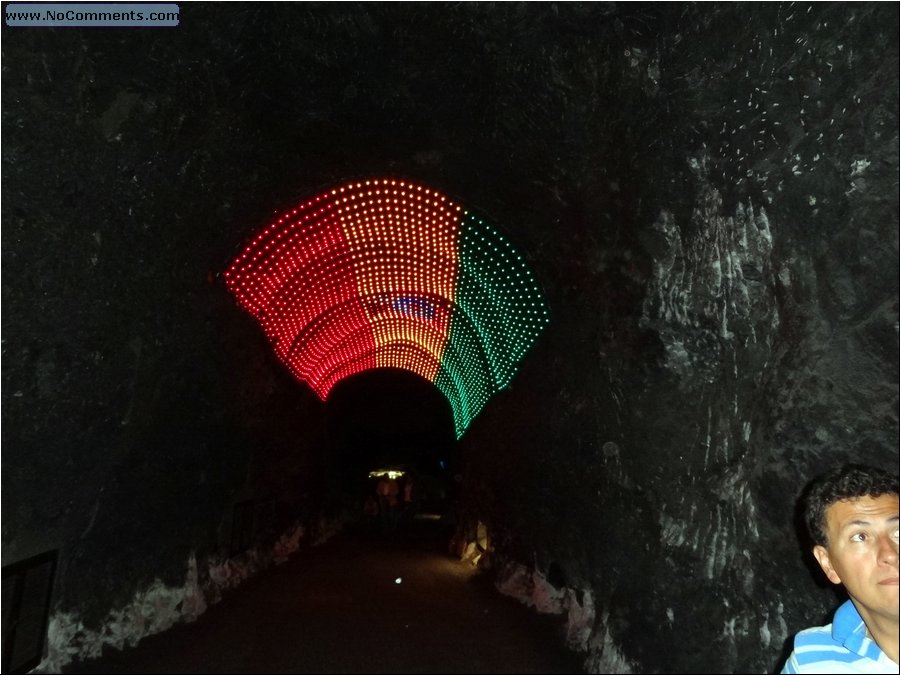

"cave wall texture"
[2,3,897,674]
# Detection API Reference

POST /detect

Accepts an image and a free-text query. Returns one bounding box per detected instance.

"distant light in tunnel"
[225,178,550,437]
[368,469,406,480]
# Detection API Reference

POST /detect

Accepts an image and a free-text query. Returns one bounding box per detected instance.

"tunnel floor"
[60,518,585,674]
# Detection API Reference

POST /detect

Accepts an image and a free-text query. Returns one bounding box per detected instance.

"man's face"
[813,494,900,623]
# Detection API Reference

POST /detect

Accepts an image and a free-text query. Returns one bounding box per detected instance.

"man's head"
[802,464,898,547]
[801,463,899,625]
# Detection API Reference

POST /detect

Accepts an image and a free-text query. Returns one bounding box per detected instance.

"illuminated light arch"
[225,178,550,438]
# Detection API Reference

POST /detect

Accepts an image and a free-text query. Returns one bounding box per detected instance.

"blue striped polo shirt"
[782,599,898,673]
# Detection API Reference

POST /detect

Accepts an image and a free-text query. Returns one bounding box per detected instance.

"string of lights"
[225,178,550,438]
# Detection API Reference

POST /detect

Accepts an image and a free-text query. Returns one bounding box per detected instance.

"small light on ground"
[395,577,402,584]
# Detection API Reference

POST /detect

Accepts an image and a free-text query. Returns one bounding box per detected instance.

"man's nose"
[878,532,899,564]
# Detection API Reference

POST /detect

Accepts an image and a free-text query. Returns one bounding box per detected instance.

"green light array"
[436,212,551,438]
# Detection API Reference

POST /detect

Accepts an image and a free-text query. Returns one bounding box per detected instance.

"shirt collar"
[832,600,882,659]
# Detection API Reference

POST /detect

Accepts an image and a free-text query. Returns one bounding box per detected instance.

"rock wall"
[456,3,898,673]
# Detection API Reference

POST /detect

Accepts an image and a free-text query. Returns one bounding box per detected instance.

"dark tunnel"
[2,2,898,674]
[324,368,459,496]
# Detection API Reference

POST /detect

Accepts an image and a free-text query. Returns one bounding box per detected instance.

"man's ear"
[813,544,842,585]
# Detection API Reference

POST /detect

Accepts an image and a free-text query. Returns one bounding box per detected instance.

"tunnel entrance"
[324,368,460,511]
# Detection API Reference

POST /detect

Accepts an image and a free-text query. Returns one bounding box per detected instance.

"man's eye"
[850,532,867,543]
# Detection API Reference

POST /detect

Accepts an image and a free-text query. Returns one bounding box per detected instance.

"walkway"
[62,519,585,674]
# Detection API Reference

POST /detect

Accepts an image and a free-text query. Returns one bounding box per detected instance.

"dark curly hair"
[800,463,898,547]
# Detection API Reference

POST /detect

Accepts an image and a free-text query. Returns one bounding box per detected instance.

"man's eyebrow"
[841,519,871,529]
[841,515,899,529]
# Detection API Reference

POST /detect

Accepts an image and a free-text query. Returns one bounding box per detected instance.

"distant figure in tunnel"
[376,474,400,531]
[401,472,417,525]
[782,463,898,674]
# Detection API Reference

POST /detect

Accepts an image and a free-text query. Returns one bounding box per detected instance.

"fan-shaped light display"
[225,178,550,438]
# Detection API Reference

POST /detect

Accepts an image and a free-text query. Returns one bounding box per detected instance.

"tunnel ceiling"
[224,178,550,437]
